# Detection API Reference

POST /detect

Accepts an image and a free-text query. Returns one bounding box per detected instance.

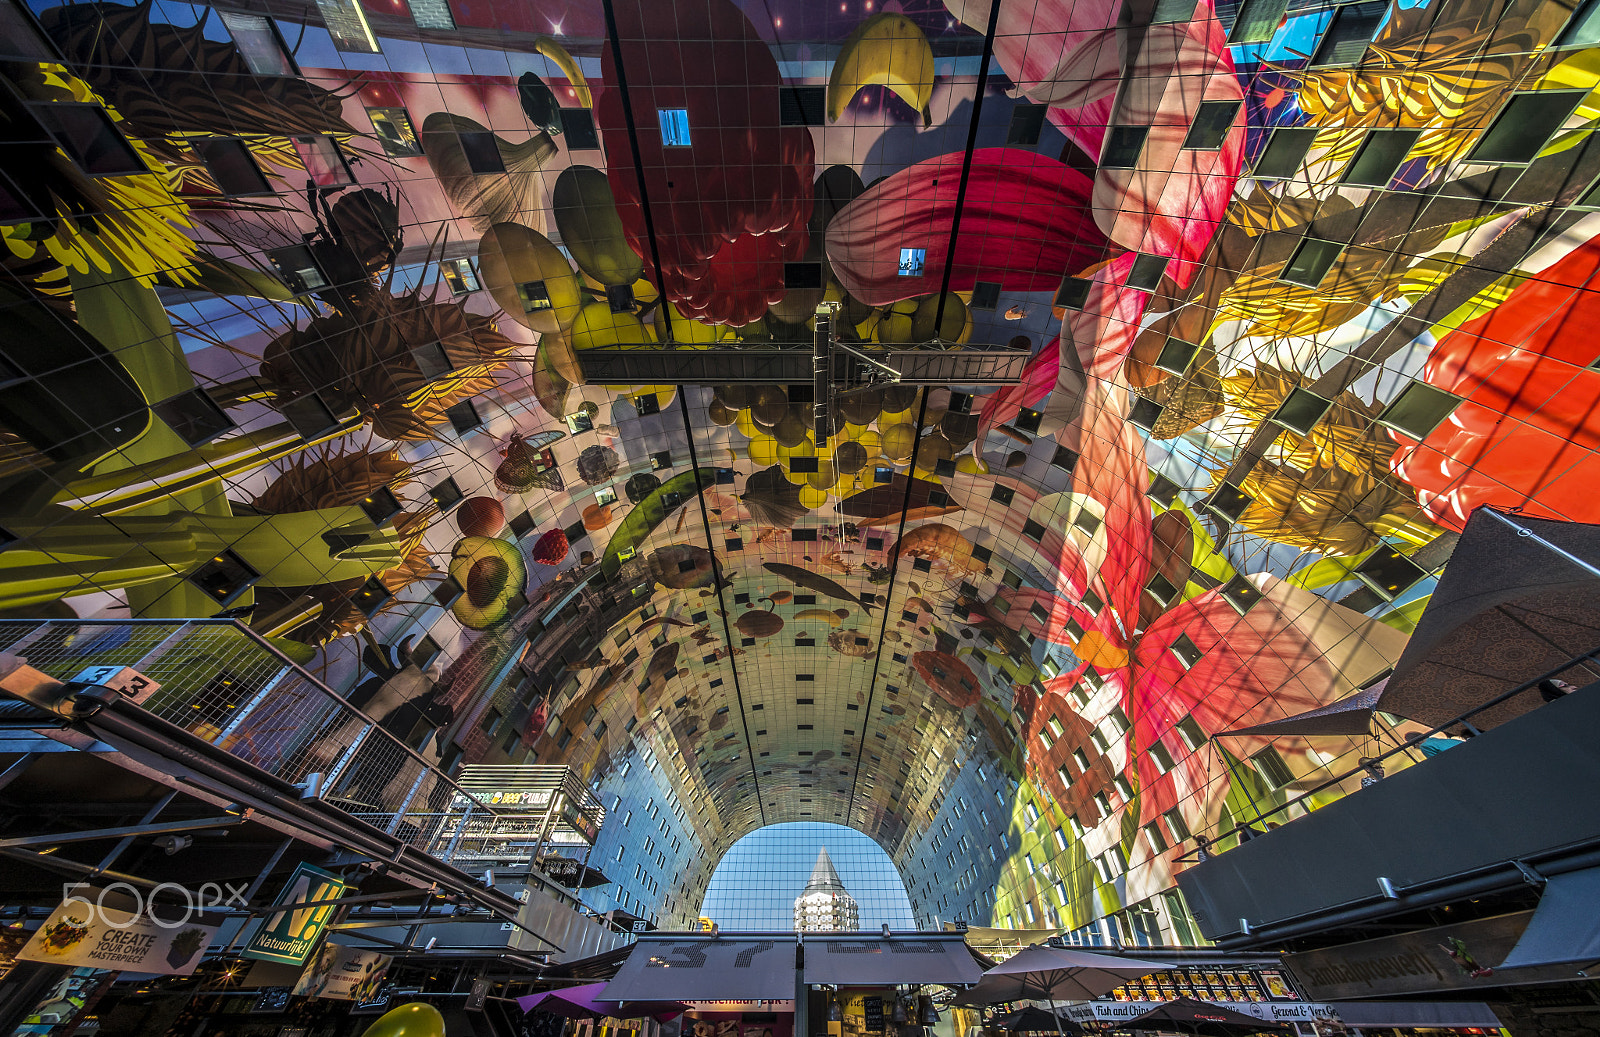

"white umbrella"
[956,944,1168,1036]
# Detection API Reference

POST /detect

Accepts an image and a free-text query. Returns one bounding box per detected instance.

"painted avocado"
[448,536,528,630]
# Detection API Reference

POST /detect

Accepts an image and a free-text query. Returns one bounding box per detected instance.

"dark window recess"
[1129,398,1165,431]
[866,536,885,551]
[635,392,660,416]
[735,592,750,604]
[350,575,392,617]
[949,392,972,413]
[1219,573,1263,614]
[359,486,402,526]
[508,510,535,538]
[1310,2,1386,67]
[280,393,341,439]
[789,455,820,473]
[795,638,815,647]
[411,342,453,380]
[32,104,145,176]
[431,577,463,607]
[794,594,817,605]
[1354,545,1428,600]
[780,85,827,126]
[650,450,673,470]
[1182,100,1241,150]
[1253,127,1317,179]
[445,400,483,435]
[1559,0,1600,47]
[1075,510,1103,536]
[1155,337,1200,375]
[1469,91,1588,164]
[874,466,895,484]
[1170,632,1204,669]
[913,557,933,574]
[742,636,756,646]
[1146,571,1180,606]
[796,674,815,682]
[692,611,708,623]
[1272,387,1334,435]
[710,678,724,689]
[971,281,1002,310]
[1007,104,1048,146]
[991,485,1016,505]
[189,549,259,607]
[784,262,824,289]
[1202,482,1253,523]
[458,130,506,173]
[793,528,818,542]
[197,137,272,196]
[1145,473,1184,505]
[1127,253,1170,291]
[518,280,552,313]
[933,460,956,479]
[1055,276,1093,309]
[606,283,635,313]
[726,537,744,551]
[1228,0,1290,43]
[1280,236,1344,287]
[677,559,696,574]
[563,520,587,543]
[1378,381,1463,439]
[266,245,328,295]
[1051,445,1079,472]
[429,477,464,512]
[1101,126,1149,168]
[1341,128,1422,186]
[717,467,737,484]
[1022,519,1047,541]
[902,610,919,623]
[562,108,601,149]
[1015,408,1044,434]
[971,544,993,563]
[152,388,234,447]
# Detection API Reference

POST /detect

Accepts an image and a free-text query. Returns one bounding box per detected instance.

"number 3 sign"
[70,666,160,704]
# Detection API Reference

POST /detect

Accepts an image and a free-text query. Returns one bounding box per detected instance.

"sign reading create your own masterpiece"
[242,863,351,965]
[17,889,219,976]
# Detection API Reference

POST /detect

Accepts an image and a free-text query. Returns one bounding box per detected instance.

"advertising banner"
[291,942,393,1001]
[1061,1002,1341,1026]
[17,890,218,975]
[242,863,352,965]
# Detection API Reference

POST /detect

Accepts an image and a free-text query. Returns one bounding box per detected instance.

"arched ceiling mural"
[1,0,1596,932]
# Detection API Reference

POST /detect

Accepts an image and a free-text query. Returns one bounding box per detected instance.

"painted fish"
[762,562,876,614]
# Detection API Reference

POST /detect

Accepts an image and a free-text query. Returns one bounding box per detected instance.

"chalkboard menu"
[863,996,884,1032]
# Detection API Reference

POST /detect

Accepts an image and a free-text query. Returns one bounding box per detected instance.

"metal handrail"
[1192,642,1600,855]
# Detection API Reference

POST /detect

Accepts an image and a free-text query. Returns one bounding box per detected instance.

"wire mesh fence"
[0,618,484,844]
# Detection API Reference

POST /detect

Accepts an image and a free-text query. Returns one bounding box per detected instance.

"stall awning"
[1498,867,1600,969]
[1330,1002,1503,1028]
[803,934,984,987]
[601,936,796,1002]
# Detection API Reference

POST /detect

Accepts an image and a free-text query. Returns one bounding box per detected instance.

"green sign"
[241,863,351,965]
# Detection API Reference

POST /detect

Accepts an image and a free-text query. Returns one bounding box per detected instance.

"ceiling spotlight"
[153,835,193,856]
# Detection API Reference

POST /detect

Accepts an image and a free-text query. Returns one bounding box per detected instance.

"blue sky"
[700,822,916,930]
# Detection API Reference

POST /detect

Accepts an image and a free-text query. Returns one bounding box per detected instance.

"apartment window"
[779,85,826,126]
[1271,386,1334,435]
[1182,100,1240,150]
[439,257,479,295]
[1164,808,1191,842]
[1101,126,1149,168]
[1377,381,1463,440]
[1174,714,1207,752]
[1341,128,1422,187]
[1154,336,1200,375]
[445,400,483,435]
[1169,633,1204,670]
[1055,276,1092,310]
[1252,127,1317,180]
[294,134,355,187]
[898,247,927,277]
[1251,746,1295,790]
[1113,775,1135,801]
[218,11,297,75]
[659,108,692,146]
[314,0,381,53]
[1280,236,1344,287]
[1354,545,1429,600]
[459,131,506,174]
[1309,1,1385,66]
[1143,822,1169,854]
[197,138,272,196]
[1228,0,1290,42]
[1127,253,1170,291]
[1149,740,1175,775]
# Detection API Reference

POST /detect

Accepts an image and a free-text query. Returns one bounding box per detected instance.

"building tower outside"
[793,847,861,931]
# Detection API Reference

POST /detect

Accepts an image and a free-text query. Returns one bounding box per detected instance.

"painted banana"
[534,35,592,108]
[827,13,936,126]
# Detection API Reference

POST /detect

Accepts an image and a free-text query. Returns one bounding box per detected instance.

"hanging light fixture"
[829,999,843,1023]
[892,996,909,1024]
[919,997,940,1025]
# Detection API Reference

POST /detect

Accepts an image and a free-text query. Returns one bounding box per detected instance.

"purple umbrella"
[517,982,686,1021]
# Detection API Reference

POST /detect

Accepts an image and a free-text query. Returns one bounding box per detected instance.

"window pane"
[1340,128,1421,186]
[1182,100,1241,150]
[1253,127,1317,179]
[1469,91,1587,164]
[218,11,296,75]
[1229,0,1291,42]
[1310,2,1385,67]
[1280,236,1343,287]
[34,105,145,176]
[198,137,272,196]
[1101,126,1149,168]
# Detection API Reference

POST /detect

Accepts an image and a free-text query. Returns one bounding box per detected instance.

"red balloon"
[455,496,505,538]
